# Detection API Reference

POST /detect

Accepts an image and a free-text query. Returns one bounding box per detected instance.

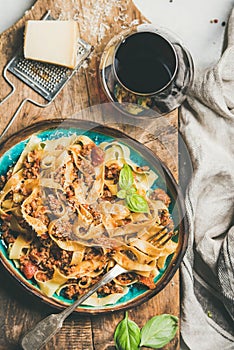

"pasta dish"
[0,133,177,306]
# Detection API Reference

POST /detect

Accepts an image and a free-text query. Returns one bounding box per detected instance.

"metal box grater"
[0,11,92,140]
[7,38,92,102]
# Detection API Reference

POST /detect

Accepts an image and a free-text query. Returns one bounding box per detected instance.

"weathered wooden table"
[0,0,180,349]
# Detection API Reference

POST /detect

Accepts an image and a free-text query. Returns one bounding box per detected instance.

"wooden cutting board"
[0,1,180,349]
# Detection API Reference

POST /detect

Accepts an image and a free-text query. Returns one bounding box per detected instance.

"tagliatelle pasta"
[0,133,177,306]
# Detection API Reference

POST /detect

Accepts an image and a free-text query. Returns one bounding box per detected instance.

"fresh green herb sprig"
[114,312,178,350]
[117,164,149,213]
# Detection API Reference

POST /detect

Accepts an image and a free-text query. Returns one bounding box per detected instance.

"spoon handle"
[20,313,64,350]
[20,264,127,350]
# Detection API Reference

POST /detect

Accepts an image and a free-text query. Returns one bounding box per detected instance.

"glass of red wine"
[100,24,194,117]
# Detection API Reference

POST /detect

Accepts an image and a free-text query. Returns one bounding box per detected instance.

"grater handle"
[0,98,29,141]
[0,57,16,106]
[0,96,52,142]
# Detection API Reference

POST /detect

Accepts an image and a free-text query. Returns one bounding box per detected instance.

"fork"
[20,226,171,350]
[20,263,127,350]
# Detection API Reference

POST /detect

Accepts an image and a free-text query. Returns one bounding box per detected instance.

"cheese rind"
[24,20,79,69]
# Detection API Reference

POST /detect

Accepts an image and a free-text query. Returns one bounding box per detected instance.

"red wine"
[114,32,177,94]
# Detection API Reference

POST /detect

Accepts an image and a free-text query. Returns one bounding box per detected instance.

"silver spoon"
[20,263,127,350]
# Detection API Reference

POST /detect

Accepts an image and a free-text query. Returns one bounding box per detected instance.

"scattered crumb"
[210,18,219,24]
[130,19,139,27]
[207,310,213,318]
[81,60,89,70]
[98,22,110,43]
[56,0,130,45]
[88,68,97,78]
[222,21,226,27]
[114,13,129,22]
[73,13,80,21]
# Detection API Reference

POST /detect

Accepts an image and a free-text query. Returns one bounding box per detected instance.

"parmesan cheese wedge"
[24,20,79,69]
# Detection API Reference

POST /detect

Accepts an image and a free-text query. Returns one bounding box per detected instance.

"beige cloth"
[179,7,234,350]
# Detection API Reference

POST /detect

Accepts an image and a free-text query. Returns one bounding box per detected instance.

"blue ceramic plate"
[0,119,188,314]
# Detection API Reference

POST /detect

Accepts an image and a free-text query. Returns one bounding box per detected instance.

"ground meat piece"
[6,169,13,180]
[1,229,15,244]
[53,165,66,185]
[65,185,75,199]
[62,275,100,299]
[116,272,136,285]
[91,146,105,166]
[23,150,40,179]
[80,144,93,158]
[82,205,102,225]
[159,209,174,231]
[79,159,95,187]
[51,218,72,239]
[0,168,13,186]
[101,185,116,202]
[150,188,171,207]
[41,256,56,272]
[105,164,120,183]
[38,235,51,247]
[0,175,6,189]
[29,248,41,264]
[28,198,49,226]
[63,284,84,299]
[64,285,76,299]
[35,246,50,262]
[47,194,64,216]
[98,282,124,295]
[56,250,72,268]
[136,166,150,172]
[19,185,31,197]
[27,149,41,163]
[115,218,131,227]
[83,247,105,261]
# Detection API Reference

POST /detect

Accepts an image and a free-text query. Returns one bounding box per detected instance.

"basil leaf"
[126,194,149,213]
[140,314,178,349]
[119,164,134,190]
[126,187,137,195]
[117,189,127,199]
[114,312,141,350]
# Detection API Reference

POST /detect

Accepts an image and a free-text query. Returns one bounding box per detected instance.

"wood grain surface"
[0,0,180,349]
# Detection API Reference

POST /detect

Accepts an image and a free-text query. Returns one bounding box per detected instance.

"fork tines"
[149,225,173,247]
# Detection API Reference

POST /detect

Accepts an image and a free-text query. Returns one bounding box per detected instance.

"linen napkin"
[179,7,234,350]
